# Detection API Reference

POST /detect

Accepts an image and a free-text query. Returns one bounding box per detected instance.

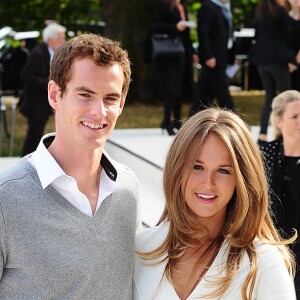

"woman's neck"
[283,137,300,156]
[290,7,300,20]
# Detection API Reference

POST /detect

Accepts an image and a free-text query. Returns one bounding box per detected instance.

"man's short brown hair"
[50,33,131,96]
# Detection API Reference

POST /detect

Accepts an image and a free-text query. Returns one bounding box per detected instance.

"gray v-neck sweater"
[0,157,139,299]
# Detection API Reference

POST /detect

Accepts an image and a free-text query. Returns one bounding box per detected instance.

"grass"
[0,90,265,157]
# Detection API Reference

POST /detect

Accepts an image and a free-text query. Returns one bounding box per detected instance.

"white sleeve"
[256,245,296,300]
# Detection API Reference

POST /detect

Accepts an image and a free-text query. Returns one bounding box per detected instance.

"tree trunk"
[101,0,156,103]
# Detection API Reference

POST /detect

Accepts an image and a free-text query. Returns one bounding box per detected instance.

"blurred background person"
[189,0,235,117]
[153,0,197,135]
[259,90,300,298]
[19,22,66,156]
[11,40,30,97]
[249,0,300,142]
[287,0,300,90]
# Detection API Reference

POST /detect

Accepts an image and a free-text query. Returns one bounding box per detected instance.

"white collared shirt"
[29,133,116,216]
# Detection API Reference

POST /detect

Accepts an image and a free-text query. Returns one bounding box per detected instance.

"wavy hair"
[50,33,131,97]
[271,89,300,139]
[138,108,296,299]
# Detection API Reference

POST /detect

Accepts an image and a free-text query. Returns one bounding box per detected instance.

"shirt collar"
[30,133,117,189]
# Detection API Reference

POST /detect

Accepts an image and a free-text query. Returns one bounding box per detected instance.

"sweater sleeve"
[0,202,6,281]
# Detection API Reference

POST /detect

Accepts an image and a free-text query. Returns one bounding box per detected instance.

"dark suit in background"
[19,42,52,156]
[248,4,300,139]
[189,0,235,116]
[19,22,66,156]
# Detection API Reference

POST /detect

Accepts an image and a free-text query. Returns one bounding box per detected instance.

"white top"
[134,223,296,300]
[29,133,116,216]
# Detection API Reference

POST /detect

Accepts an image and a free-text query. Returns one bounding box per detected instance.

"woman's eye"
[218,168,230,175]
[193,165,203,170]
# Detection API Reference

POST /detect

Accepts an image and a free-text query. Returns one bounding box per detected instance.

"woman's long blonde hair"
[138,108,296,299]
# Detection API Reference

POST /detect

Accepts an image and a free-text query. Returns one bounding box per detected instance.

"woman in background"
[287,0,300,90]
[249,0,300,142]
[260,90,300,298]
[153,0,196,135]
[134,108,296,299]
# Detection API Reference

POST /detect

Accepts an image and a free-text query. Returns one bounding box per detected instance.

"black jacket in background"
[197,0,234,67]
[19,42,52,122]
[249,6,299,65]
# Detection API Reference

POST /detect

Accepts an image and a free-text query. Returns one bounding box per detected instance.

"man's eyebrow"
[74,87,122,98]
[74,86,96,94]
[106,92,122,98]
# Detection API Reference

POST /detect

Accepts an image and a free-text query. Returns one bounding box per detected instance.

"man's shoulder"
[103,151,137,180]
[136,223,169,252]
[0,157,34,189]
[198,1,221,20]
[201,0,220,10]
[30,42,49,56]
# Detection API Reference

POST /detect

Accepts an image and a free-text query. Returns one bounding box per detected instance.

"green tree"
[0,0,102,32]
[101,0,155,103]
[0,0,260,103]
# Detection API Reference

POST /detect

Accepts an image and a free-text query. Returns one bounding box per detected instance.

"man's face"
[48,31,66,50]
[49,58,125,152]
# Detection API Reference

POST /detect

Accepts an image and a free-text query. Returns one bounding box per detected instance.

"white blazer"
[133,222,296,300]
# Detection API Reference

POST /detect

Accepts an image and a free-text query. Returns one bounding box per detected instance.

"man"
[19,22,66,156]
[189,0,235,116]
[0,34,140,299]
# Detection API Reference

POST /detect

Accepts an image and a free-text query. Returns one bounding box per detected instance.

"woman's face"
[275,101,300,142]
[183,134,236,228]
[277,0,287,6]
[288,0,300,7]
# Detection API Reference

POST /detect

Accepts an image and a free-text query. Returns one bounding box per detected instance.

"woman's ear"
[48,80,61,110]
[274,116,283,131]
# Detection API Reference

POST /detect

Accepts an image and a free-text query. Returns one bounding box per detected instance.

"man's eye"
[106,97,118,102]
[79,93,90,97]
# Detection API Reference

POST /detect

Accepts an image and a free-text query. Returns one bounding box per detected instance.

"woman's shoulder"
[259,138,282,156]
[253,239,286,267]
[136,222,170,252]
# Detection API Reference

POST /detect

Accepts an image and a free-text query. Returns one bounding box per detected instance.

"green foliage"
[187,0,259,28]
[0,0,102,32]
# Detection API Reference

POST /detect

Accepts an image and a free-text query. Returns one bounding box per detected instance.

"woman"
[248,0,300,142]
[287,0,300,90]
[260,90,300,298]
[134,108,296,299]
[153,0,196,135]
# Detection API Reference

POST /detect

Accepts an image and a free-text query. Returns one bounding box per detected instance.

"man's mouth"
[82,121,105,129]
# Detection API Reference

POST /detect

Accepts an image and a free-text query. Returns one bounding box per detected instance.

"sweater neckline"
[20,157,112,227]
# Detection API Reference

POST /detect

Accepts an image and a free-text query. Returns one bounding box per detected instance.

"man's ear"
[118,93,127,116]
[48,80,61,110]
